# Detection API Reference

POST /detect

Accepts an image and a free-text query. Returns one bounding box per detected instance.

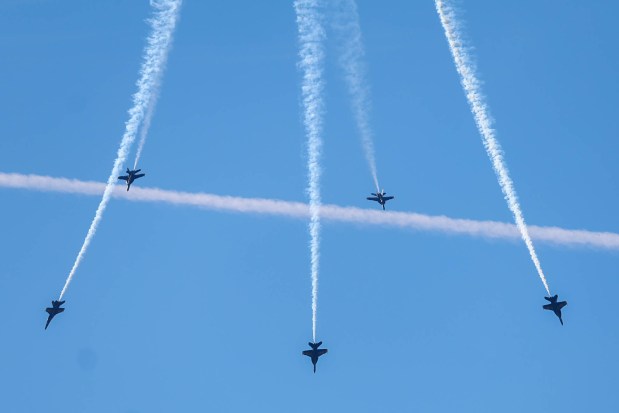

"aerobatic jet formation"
[44,300,65,330]
[118,168,145,191]
[367,189,394,210]
[543,295,567,325]
[302,341,328,373]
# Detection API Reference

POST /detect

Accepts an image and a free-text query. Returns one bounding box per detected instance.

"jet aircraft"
[367,189,394,210]
[118,168,145,191]
[302,341,328,373]
[45,300,65,330]
[543,295,567,325]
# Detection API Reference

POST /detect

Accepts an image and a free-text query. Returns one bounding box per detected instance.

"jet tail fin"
[309,341,322,349]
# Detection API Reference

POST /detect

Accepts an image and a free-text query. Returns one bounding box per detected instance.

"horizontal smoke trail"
[3,172,619,251]
[333,0,380,191]
[59,0,182,300]
[295,0,326,343]
[435,0,552,295]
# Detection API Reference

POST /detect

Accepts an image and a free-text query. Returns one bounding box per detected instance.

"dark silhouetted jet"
[45,300,65,330]
[543,295,567,325]
[367,189,394,210]
[302,341,328,373]
[118,168,145,191]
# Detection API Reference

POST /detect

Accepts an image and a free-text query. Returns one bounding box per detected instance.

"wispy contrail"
[295,0,326,342]
[3,172,619,251]
[59,0,182,300]
[332,0,380,191]
[435,0,551,295]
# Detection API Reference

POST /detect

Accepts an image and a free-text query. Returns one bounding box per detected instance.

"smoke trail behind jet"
[59,0,182,300]
[133,90,159,170]
[3,172,619,251]
[295,0,326,343]
[333,0,380,191]
[435,0,551,295]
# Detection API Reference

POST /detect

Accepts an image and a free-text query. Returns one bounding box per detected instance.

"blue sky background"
[1,1,618,411]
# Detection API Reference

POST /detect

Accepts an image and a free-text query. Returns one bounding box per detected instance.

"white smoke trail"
[133,90,158,170]
[3,172,619,250]
[59,0,182,300]
[435,0,551,295]
[295,0,326,343]
[333,0,380,191]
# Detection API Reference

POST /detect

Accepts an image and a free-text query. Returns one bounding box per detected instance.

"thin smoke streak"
[3,172,619,251]
[435,0,551,295]
[133,90,159,170]
[295,0,326,343]
[59,0,182,300]
[333,0,380,191]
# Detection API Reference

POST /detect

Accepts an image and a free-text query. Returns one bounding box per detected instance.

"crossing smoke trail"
[333,0,380,191]
[435,0,551,295]
[3,172,619,250]
[295,0,326,342]
[59,0,182,300]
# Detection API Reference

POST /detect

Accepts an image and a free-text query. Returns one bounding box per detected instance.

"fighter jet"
[302,341,328,373]
[366,189,394,210]
[118,168,145,191]
[44,300,65,330]
[543,295,567,325]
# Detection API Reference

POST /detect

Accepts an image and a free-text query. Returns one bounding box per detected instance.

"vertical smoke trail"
[59,0,182,300]
[294,0,326,342]
[435,0,551,295]
[333,0,380,191]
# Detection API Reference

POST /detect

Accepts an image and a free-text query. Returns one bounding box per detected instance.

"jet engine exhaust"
[333,0,381,192]
[295,0,326,342]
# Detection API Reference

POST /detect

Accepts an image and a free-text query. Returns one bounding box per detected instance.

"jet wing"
[367,197,379,201]
[557,301,567,310]
[118,175,129,181]
[542,304,553,310]
[317,349,328,356]
[134,173,145,179]
[302,350,312,357]
[383,196,394,201]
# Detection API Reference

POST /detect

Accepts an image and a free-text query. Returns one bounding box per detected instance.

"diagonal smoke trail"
[435,0,551,295]
[332,0,380,191]
[4,172,619,251]
[295,0,326,342]
[59,0,182,300]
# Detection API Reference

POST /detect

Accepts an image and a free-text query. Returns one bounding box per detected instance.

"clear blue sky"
[1,1,618,411]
